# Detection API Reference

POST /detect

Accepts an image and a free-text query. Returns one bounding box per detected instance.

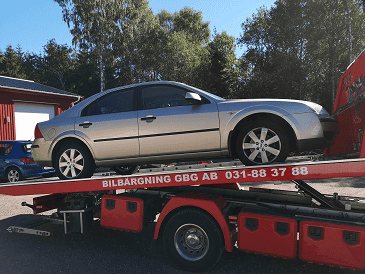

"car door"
[75,88,139,161]
[138,84,221,157]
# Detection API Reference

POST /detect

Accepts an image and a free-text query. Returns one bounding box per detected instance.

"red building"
[0,75,82,141]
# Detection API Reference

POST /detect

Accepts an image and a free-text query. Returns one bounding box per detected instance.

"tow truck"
[3,51,365,272]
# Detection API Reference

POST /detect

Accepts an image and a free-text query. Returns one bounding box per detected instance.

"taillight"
[19,157,35,164]
[34,124,43,139]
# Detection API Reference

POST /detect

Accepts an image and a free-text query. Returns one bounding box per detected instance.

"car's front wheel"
[236,120,290,165]
[54,143,94,180]
[6,167,24,182]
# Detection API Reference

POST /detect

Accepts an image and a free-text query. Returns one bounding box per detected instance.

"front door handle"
[79,121,92,128]
[141,115,156,121]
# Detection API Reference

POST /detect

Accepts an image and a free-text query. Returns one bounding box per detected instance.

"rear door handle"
[79,121,92,128]
[141,115,156,121]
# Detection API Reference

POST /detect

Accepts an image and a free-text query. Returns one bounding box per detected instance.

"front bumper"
[319,117,339,142]
[297,117,339,152]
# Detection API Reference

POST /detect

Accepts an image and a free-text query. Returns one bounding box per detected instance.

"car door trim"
[139,128,219,139]
[93,128,219,143]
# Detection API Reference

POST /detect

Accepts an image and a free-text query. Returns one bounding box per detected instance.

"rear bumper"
[31,138,52,167]
[21,166,55,178]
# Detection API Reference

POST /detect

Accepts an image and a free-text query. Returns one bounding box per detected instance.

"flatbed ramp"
[1,158,365,196]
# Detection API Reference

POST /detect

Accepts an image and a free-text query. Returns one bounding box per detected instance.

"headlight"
[303,102,332,119]
[316,108,332,119]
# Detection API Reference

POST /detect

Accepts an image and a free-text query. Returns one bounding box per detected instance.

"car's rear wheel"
[236,119,290,165]
[54,143,94,180]
[6,167,24,182]
[112,164,139,175]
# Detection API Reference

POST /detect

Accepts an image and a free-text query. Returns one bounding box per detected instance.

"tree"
[70,48,100,97]
[55,0,126,91]
[154,8,211,89]
[0,45,26,79]
[208,30,239,98]
[40,39,74,90]
[237,0,365,112]
[237,2,307,100]
[54,0,159,91]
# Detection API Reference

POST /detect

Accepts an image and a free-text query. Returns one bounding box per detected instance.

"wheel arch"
[153,196,233,252]
[51,137,94,167]
[5,165,22,175]
[228,113,297,159]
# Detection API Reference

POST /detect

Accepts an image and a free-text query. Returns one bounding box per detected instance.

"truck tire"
[163,208,224,271]
[54,143,94,180]
[236,119,290,165]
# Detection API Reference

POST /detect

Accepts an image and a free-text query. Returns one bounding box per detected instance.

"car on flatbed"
[31,81,338,180]
[0,140,55,182]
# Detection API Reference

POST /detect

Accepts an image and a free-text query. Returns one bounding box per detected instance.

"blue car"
[0,141,55,182]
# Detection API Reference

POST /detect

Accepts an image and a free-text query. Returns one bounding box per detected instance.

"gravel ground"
[1,177,365,274]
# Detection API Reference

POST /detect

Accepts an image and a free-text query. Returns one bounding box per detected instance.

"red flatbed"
[1,158,365,196]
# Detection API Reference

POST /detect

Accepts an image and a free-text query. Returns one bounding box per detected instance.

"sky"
[0,0,276,58]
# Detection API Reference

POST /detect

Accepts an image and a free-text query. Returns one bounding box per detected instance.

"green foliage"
[0,45,26,79]
[208,30,239,98]
[1,2,238,99]
[40,39,75,90]
[238,0,365,112]
[6,0,365,110]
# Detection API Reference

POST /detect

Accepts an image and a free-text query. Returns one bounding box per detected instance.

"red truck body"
[326,50,365,155]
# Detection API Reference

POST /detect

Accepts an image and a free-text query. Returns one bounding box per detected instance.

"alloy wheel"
[242,127,282,164]
[7,169,20,182]
[58,148,85,179]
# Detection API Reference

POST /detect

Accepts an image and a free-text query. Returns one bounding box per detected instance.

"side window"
[0,144,13,156]
[82,89,134,116]
[141,85,210,110]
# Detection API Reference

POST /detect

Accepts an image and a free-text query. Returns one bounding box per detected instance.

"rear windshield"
[0,143,13,155]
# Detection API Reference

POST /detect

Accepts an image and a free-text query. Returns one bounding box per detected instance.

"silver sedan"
[31,81,338,180]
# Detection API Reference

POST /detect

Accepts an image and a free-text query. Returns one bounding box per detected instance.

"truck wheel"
[163,208,224,271]
[6,167,23,182]
[112,164,139,175]
[54,143,94,180]
[236,119,289,165]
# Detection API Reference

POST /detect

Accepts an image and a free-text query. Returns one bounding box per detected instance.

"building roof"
[0,75,81,99]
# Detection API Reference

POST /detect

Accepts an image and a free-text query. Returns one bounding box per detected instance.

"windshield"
[190,87,225,101]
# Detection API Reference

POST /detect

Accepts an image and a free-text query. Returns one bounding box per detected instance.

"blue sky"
[0,0,276,58]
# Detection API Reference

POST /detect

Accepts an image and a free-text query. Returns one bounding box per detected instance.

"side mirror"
[185,92,202,104]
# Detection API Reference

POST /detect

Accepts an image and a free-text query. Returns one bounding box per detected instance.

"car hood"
[217,98,323,115]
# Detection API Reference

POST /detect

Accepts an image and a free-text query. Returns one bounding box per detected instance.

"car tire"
[112,164,139,175]
[6,167,24,182]
[54,143,95,180]
[163,208,224,272]
[236,119,290,165]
